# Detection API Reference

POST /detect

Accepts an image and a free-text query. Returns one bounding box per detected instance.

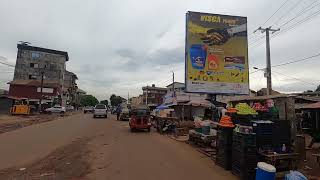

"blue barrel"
[256,162,276,180]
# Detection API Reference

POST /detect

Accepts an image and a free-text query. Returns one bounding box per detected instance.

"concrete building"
[166,82,185,92]
[130,95,144,107]
[9,43,69,108]
[63,71,78,106]
[142,84,167,107]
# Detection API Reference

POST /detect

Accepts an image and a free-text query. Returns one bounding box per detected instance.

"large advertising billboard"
[185,11,249,94]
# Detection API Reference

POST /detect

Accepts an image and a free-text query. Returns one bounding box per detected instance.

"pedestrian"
[116,106,121,120]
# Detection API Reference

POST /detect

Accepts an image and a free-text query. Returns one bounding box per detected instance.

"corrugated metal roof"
[300,102,320,109]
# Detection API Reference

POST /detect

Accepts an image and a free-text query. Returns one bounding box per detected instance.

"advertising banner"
[185,11,249,94]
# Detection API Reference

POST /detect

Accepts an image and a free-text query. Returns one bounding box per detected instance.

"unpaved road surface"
[0,113,236,180]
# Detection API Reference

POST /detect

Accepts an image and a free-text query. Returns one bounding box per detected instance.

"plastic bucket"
[189,44,207,70]
[255,162,276,180]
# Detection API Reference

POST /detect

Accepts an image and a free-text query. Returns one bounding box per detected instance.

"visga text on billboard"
[200,15,238,25]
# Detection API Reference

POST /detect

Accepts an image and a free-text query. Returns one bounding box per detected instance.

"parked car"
[83,106,94,113]
[119,106,130,121]
[93,104,108,118]
[66,105,74,111]
[45,105,66,114]
[129,106,151,132]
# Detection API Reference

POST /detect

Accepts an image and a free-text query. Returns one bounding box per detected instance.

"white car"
[45,105,66,114]
[66,105,75,111]
[93,104,108,118]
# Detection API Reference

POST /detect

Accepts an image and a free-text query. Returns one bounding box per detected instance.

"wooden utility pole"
[254,27,280,95]
[39,71,44,112]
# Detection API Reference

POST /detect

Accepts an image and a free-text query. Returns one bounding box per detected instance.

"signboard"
[185,11,249,94]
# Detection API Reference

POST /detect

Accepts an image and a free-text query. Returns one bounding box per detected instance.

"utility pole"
[172,71,175,97]
[39,71,44,113]
[145,85,148,105]
[254,27,280,95]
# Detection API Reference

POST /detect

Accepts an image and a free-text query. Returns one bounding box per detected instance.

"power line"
[0,61,15,67]
[279,0,319,28]
[273,70,318,86]
[261,0,291,26]
[272,52,320,68]
[273,7,320,38]
[272,0,305,27]
[251,1,320,50]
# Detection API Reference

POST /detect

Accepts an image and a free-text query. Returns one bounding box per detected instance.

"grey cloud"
[115,49,137,59]
[1,0,320,99]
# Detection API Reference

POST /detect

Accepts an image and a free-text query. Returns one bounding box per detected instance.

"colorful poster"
[185,11,249,94]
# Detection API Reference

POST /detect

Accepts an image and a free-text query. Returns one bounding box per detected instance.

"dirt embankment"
[0,113,75,134]
[0,138,91,180]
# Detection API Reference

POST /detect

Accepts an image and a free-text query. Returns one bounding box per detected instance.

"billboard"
[185,11,249,94]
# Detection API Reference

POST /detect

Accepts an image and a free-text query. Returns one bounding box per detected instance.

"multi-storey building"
[8,43,69,108]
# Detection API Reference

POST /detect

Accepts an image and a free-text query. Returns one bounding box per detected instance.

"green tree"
[100,100,109,106]
[110,94,124,106]
[80,95,99,106]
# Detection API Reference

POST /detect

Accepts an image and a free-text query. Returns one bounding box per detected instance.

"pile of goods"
[235,103,258,115]
[194,118,212,135]
[226,108,237,113]
[219,115,234,128]
[252,102,269,112]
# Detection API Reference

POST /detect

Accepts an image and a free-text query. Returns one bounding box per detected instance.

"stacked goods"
[252,102,269,112]
[226,108,237,113]
[219,115,235,128]
[252,121,273,150]
[216,127,234,170]
[232,132,257,180]
[235,103,258,115]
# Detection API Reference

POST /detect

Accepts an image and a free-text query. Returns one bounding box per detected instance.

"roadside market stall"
[213,94,300,179]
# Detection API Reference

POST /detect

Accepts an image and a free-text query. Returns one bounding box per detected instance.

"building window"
[30,63,39,68]
[37,87,54,93]
[31,52,40,59]
[28,75,37,80]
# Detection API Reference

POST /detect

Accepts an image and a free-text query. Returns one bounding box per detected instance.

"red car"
[129,107,151,132]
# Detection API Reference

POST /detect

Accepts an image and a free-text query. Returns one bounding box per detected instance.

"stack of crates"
[232,132,257,180]
[216,127,233,170]
[252,120,273,150]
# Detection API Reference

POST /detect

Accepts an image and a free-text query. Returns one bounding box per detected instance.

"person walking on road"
[116,106,121,120]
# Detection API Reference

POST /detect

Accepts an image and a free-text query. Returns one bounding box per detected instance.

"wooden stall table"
[188,129,217,148]
[259,152,299,171]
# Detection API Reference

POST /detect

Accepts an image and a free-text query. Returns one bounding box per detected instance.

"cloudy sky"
[1,0,320,100]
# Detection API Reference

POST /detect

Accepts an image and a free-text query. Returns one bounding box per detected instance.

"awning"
[156,104,169,110]
[300,102,320,109]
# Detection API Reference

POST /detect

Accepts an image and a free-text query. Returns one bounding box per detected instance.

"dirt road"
[0,113,236,180]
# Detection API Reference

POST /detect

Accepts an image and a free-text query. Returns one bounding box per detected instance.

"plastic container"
[202,126,210,135]
[255,162,276,180]
[189,44,207,70]
[195,127,202,133]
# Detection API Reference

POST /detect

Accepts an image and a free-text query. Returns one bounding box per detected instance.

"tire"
[147,128,151,132]
[93,115,96,118]
[130,128,135,132]
[84,111,87,114]
[105,115,108,118]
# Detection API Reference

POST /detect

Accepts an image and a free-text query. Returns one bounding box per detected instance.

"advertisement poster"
[185,11,249,94]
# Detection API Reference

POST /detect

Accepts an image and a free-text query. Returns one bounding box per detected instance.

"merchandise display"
[235,103,258,115]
